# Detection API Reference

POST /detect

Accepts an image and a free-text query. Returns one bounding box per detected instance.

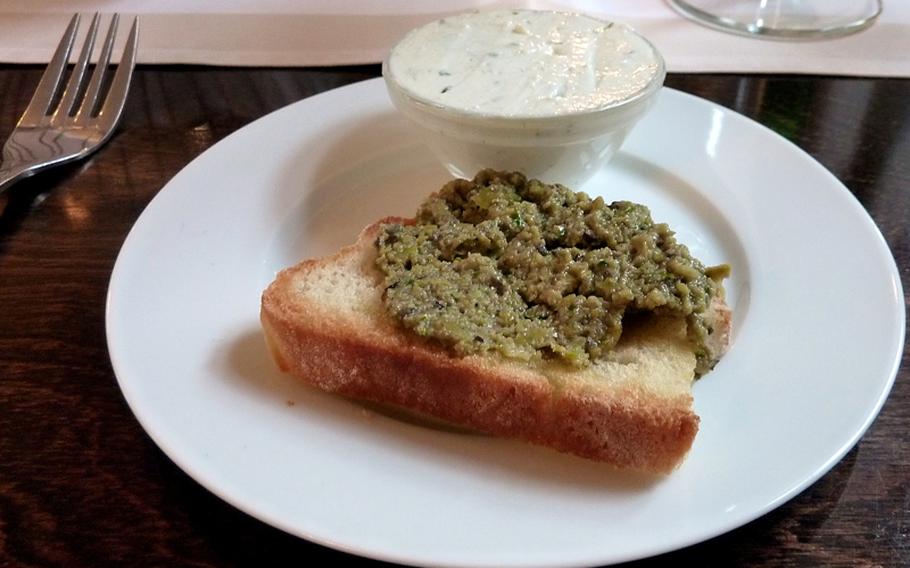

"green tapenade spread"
[376,170,728,371]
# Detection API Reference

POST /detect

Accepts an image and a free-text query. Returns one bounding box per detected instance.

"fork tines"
[21,13,139,128]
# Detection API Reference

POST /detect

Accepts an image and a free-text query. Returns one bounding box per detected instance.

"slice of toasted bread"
[261,218,730,473]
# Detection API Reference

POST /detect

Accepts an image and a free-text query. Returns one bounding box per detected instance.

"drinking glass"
[668,0,882,39]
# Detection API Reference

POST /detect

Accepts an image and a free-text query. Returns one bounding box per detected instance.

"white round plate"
[106,78,903,568]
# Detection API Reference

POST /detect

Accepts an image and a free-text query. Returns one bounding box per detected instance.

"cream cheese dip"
[383,9,665,187]
[387,10,662,117]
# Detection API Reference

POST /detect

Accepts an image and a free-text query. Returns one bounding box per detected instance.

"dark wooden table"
[0,65,907,567]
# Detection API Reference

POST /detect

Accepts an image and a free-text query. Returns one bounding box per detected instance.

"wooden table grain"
[0,65,907,567]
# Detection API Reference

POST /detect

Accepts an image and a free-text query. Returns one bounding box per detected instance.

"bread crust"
[261,220,727,474]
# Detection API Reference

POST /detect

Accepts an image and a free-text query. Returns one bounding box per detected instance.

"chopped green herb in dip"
[376,170,728,370]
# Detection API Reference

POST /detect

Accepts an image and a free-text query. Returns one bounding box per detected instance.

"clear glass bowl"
[382,20,666,188]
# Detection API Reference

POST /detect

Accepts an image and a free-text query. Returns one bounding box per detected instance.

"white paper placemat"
[1,0,906,76]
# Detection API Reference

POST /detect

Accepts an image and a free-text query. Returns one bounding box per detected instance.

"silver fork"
[0,13,138,193]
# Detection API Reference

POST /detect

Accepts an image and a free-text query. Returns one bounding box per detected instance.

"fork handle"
[0,163,34,194]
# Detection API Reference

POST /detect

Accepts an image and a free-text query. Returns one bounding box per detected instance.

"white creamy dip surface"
[387,10,662,117]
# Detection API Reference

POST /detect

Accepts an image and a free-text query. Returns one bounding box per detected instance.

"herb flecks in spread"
[376,170,728,372]
[387,9,661,116]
